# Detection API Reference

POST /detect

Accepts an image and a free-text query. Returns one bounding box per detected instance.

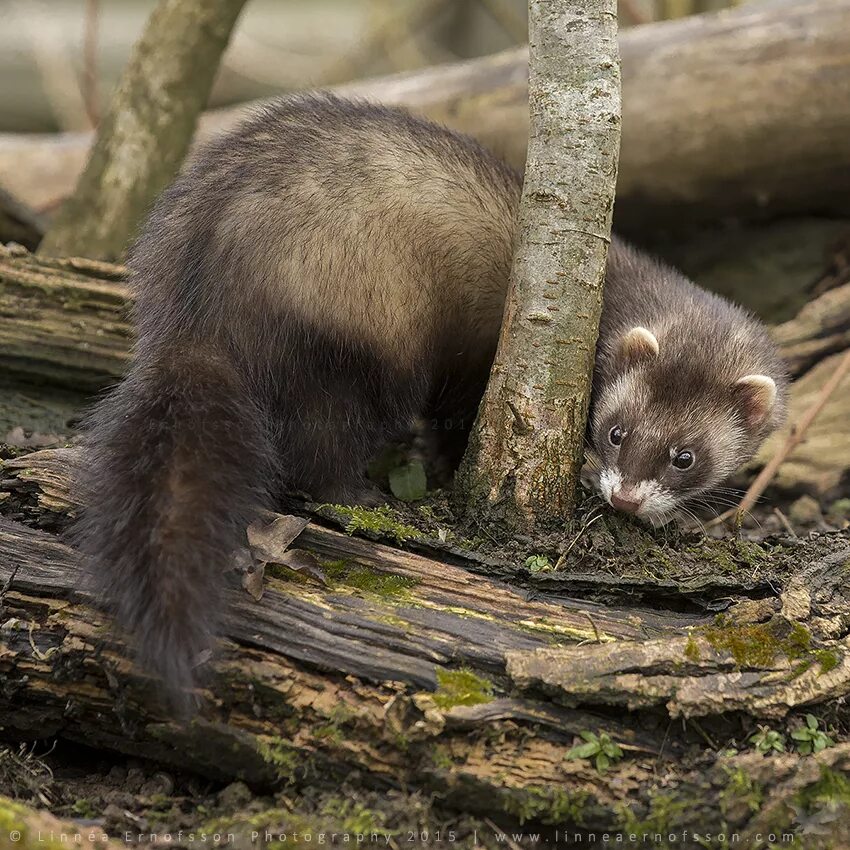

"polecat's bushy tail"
[72,345,272,706]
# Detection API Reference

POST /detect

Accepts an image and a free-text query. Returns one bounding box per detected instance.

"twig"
[773,507,797,538]
[713,348,850,528]
[82,0,101,127]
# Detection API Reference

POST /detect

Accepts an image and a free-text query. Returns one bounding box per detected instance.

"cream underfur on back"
[212,143,512,366]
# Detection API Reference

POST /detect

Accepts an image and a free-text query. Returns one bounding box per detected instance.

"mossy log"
[1,448,850,839]
[3,0,849,238]
[0,245,129,391]
[0,796,119,850]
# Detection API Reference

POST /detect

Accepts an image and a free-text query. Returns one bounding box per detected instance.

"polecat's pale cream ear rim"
[734,374,777,427]
[618,326,659,363]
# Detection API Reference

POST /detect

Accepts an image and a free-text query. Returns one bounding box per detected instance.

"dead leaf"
[242,562,266,601]
[232,547,264,600]
[275,549,327,584]
[247,514,308,563]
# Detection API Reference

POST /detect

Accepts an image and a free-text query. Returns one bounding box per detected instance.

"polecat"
[72,95,787,700]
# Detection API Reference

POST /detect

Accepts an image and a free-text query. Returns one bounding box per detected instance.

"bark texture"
[1,449,850,842]
[36,0,249,262]
[3,0,848,237]
[0,245,128,391]
[456,0,620,527]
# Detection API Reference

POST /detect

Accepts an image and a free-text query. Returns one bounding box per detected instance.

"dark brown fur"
[73,94,787,702]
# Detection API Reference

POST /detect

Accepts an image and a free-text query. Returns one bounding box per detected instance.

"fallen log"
[0,245,129,391]
[1,446,850,838]
[3,0,849,235]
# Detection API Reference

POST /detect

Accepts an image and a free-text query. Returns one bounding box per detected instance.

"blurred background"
[1,0,740,134]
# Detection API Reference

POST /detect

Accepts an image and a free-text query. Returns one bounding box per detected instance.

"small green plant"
[432,668,494,709]
[388,460,427,501]
[749,725,786,755]
[791,714,834,755]
[566,730,624,773]
[524,554,552,573]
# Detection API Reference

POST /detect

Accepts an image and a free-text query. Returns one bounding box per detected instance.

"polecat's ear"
[617,326,659,367]
[733,374,777,428]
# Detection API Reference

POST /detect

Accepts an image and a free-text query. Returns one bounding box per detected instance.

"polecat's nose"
[611,491,642,514]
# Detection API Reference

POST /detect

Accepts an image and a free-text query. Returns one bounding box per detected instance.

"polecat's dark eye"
[608,426,624,446]
[672,449,695,470]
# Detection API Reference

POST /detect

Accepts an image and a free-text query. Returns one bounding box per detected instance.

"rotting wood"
[0,244,129,390]
[1,445,850,837]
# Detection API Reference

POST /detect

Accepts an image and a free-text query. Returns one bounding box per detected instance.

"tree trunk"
[2,448,850,841]
[36,0,249,262]
[455,0,620,528]
[4,0,849,238]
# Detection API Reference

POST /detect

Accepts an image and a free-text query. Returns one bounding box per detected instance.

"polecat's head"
[590,325,786,524]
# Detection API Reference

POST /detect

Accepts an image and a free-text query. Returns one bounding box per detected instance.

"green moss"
[323,504,421,543]
[432,668,494,710]
[320,559,419,599]
[790,659,813,679]
[682,538,768,577]
[71,799,99,819]
[320,799,390,837]
[796,766,850,814]
[313,723,344,744]
[684,633,701,662]
[0,799,28,840]
[730,538,770,567]
[0,798,69,850]
[341,567,418,597]
[702,619,811,668]
[813,648,841,674]
[618,792,689,836]
[201,808,313,843]
[264,562,314,583]
[720,766,763,816]
[502,786,590,826]
[255,737,301,785]
[431,745,454,770]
